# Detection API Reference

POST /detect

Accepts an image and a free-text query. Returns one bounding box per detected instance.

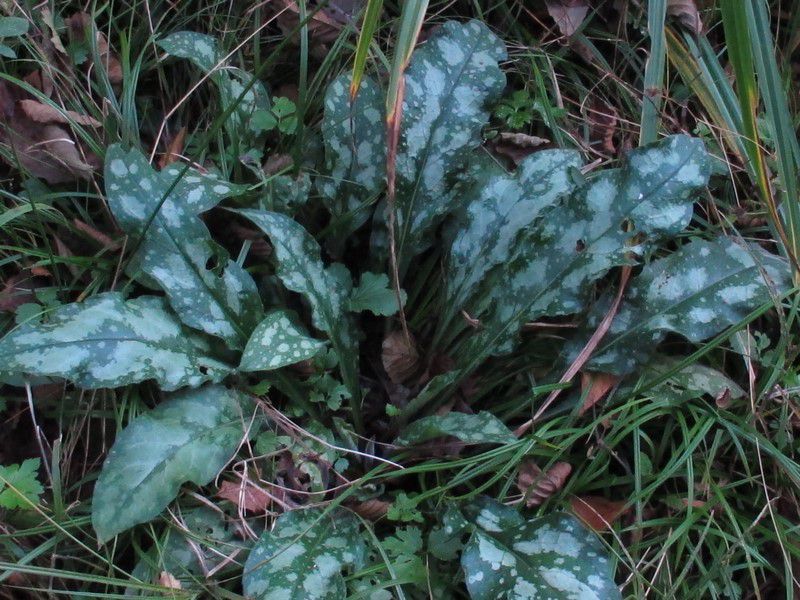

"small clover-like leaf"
[243,507,367,600]
[348,272,405,316]
[105,146,263,348]
[239,310,325,372]
[92,385,255,543]
[0,292,231,391]
[461,497,620,600]
[395,411,516,447]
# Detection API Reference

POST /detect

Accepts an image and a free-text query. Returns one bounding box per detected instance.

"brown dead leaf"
[491,132,550,165]
[579,371,620,415]
[272,0,347,47]
[570,495,628,531]
[65,12,123,85]
[585,98,619,155]
[517,460,572,507]
[18,99,101,127]
[158,126,187,169]
[545,0,590,38]
[382,330,420,384]
[348,498,391,521]
[158,571,182,590]
[218,479,272,514]
[0,273,48,312]
[72,218,120,250]
[667,0,703,35]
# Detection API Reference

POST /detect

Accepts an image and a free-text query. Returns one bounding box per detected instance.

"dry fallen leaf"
[579,371,620,415]
[158,571,182,590]
[491,132,550,165]
[18,99,101,127]
[667,0,703,35]
[65,12,123,85]
[0,272,48,312]
[570,495,628,531]
[545,0,590,38]
[158,126,187,169]
[382,330,420,384]
[517,460,572,507]
[217,479,272,514]
[348,498,391,521]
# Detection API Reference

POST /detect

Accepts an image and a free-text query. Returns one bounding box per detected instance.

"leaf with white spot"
[458,134,711,360]
[395,411,516,447]
[157,32,270,142]
[0,292,231,391]
[569,237,791,375]
[384,20,508,266]
[106,145,263,349]
[348,272,405,316]
[234,209,360,400]
[240,310,326,372]
[461,497,620,600]
[318,74,385,244]
[92,385,255,543]
[243,507,367,600]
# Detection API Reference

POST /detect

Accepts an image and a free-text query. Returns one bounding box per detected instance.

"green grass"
[1,0,799,598]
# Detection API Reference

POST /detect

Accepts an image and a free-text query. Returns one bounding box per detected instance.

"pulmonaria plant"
[0,19,790,600]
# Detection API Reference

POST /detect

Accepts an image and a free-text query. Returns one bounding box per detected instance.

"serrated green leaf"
[0,458,43,509]
[157,32,269,141]
[387,20,507,266]
[92,385,254,543]
[243,508,367,600]
[348,272,405,316]
[461,497,620,600]
[240,310,325,372]
[573,238,791,375]
[105,146,263,348]
[461,134,711,359]
[0,16,28,38]
[234,209,360,404]
[395,411,516,446]
[318,74,386,243]
[0,293,231,391]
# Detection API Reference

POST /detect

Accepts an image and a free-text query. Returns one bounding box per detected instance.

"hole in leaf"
[575,239,586,252]
[620,218,634,232]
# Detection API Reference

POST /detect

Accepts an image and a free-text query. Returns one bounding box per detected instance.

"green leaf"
[395,411,516,446]
[387,20,507,265]
[444,149,582,332]
[92,385,255,543]
[239,310,326,372]
[348,272,405,316]
[0,43,16,58]
[243,507,367,600]
[0,458,43,509]
[318,74,386,241]
[641,356,746,402]
[429,504,470,561]
[0,293,231,391]
[105,146,263,348]
[0,16,29,38]
[234,209,360,404]
[462,134,711,359]
[573,237,791,375]
[157,32,270,141]
[461,497,620,600]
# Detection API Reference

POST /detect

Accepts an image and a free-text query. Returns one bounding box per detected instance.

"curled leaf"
[382,330,419,384]
[517,460,572,507]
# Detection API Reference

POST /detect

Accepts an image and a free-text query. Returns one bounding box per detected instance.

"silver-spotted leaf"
[574,237,790,374]
[387,20,508,266]
[348,272,405,316]
[462,497,620,600]
[234,209,360,399]
[243,507,367,600]
[395,411,516,447]
[106,146,263,348]
[240,310,326,372]
[0,293,231,391]
[157,32,270,141]
[319,74,385,243]
[444,149,582,329]
[92,385,255,543]
[462,134,711,359]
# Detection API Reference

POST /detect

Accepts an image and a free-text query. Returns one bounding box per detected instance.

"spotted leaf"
[243,507,367,600]
[461,497,620,600]
[318,74,385,244]
[106,146,263,349]
[92,385,255,543]
[385,20,507,266]
[0,293,231,391]
[395,411,516,447]
[572,237,791,375]
[234,209,360,400]
[240,310,326,372]
[460,134,711,359]
[157,32,270,142]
